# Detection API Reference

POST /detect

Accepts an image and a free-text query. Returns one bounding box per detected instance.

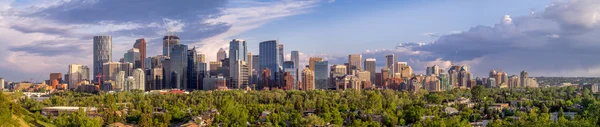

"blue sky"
[241,0,552,55]
[3,0,600,81]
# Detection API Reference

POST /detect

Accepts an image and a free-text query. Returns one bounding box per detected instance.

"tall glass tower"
[229,39,248,89]
[163,35,180,57]
[93,36,112,82]
[260,40,279,80]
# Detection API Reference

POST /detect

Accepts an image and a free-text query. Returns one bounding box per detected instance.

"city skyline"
[5,0,600,81]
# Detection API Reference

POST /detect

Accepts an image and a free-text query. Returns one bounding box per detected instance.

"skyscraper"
[134,39,146,69]
[278,44,284,68]
[309,57,323,71]
[348,54,362,74]
[520,70,528,87]
[385,54,398,74]
[364,58,376,84]
[291,51,300,71]
[251,55,260,85]
[301,68,315,90]
[247,52,253,80]
[124,48,141,68]
[115,71,125,91]
[259,40,280,80]
[229,39,248,89]
[93,36,112,81]
[283,61,297,89]
[217,48,227,61]
[68,64,89,89]
[169,44,188,89]
[187,47,200,90]
[197,54,206,63]
[314,61,329,89]
[163,35,180,57]
[133,68,145,91]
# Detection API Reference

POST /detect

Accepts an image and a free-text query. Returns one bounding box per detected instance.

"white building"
[132,68,145,91]
[68,64,90,89]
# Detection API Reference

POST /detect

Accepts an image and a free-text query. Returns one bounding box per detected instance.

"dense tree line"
[2,86,600,126]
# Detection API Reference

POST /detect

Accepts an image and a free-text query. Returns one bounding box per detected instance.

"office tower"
[336,75,361,90]
[489,70,497,79]
[168,44,188,89]
[314,61,329,89]
[348,54,362,74]
[400,65,412,79]
[81,66,90,81]
[197,54,206,63]
[132,68,145,91]
[149,55,168,69]
[385,54,398,74]
[187,47,200,90]
[115,71,125,91]
[93,36,112,81]
[217,48,227,61]
[101,62,130,82]
[426,67,432,75]
[301,68,315,90]
[260,40,280,80]
[283,72,294,90]
[381,68,391,84]
[163,35,180,56]
[309,57,322,71]
[439,73,450,90]
[229,39,248,89]
[520,70,528,87]
[432,65,440,75]
[364,58,376,84]
[331,65,347,75]
[68,64,89,89]
[124,48,141,68]
[134,39,146,69]
[357,71,370,82]
[50,73,62,83]
[283,61,297,89]
[424,75,441,92]
[291,51,300,70]
[277,44,284,68]
[148,68,163,90]
[209,61,222,71]
[247,52,253,79]
[251,55,260,85]
[260,68,273,89]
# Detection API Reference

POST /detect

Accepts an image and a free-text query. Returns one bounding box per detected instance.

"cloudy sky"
[3,0,600,81]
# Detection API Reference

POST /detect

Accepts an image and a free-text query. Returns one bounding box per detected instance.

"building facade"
[259,40,280,80]
[134,39,146,69]
[301,68,315,90]
[163,35,180,57]
[93,36,112,81]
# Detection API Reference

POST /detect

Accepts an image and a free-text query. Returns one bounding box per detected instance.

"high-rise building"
[509,75,520,88]
[261,68,273,89]
[115,71,125,91]
[124,76,135,91]
[314,61,329,89]
[291,51,300,88]
[283,72,294,90]
[134,39,146,69]
[68,64,89,89]
[217,48,227,61]
[197,54,206,63]
[187,47,201,90]
[168,44,188,89]
[148,68,163,90]
[309,57,323,71]
[259,40,280,80]
[163,35,180,57]
[251,55,260,85]
[50,73,62,84]
[520,70,528,87]
[291,51,300,70]
[93,36,112,81]
[364,58,376,84]
[229,39,248,89]
[209,61,222,71]
[385,54,398,74]
[277,44,284,69]
[432,65,440,75]
[283,61,297,89]
[81,66,90,81]
[132,69,145,91]
[348,54,362,74]
[247,52,253,80]
[124,48,141,68]
[0,78,4,90]
[101,62,132,82]
[400,65,412,79]
[301,68,315,90]
[331,65,347,75]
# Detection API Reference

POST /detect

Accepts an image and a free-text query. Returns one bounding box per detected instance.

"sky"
[3,0,600,82]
